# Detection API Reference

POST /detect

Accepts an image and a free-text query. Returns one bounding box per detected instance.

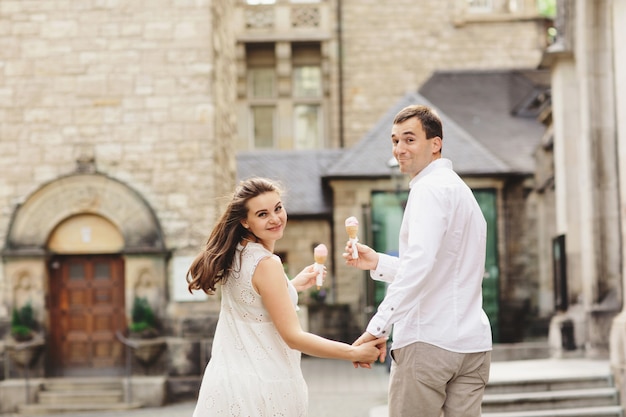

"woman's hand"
[350,336,388,368]
[352,332,387,369]
[291,264,324,292]
[342,241,380,271]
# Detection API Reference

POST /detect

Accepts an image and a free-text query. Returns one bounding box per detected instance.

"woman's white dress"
[192,242,308,417]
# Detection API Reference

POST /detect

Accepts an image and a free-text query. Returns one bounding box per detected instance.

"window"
[293,104,321,149]
[292,43,323,149]
[250,68,275,98]
[293,66,321,98]
[242,41,325,150]
[246,0,276,4]
[251,106,275,148]
[247,44,276,149]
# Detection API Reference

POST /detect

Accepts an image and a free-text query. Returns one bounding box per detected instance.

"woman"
[188,177,386,417]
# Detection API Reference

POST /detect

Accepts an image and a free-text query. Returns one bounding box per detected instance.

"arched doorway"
[3,173,168,377]
[47,214,126,376]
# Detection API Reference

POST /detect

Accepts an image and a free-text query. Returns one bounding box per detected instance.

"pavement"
[0,356,613,417]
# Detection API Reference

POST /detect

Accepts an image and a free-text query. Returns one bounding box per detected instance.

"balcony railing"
[235,0,331,41]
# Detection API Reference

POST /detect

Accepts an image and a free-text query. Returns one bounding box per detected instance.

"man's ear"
[432,136,442,154]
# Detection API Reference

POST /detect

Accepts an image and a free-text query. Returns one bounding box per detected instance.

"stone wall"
[0,0,235,394]
[0,0,235,317]
[339,0,547,147]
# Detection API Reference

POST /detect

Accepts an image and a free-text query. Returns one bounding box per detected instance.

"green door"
[472,189,499,342]
[370,191,408,307]
[370,188,500,342]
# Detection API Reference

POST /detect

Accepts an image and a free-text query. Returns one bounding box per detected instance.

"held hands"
[291,264,325,292]
[342,241,379,271]
[351,336,388,368]
[352,332,387,369]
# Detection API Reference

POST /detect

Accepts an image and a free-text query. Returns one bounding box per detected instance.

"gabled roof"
[326,69,549,178]
[237,149,342,216]
[326,92,510,178]
[418,69,549,173]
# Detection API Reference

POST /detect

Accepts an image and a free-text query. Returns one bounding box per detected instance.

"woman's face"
[241,191,287,245]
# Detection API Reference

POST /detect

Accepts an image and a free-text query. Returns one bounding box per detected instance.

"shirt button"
[390,307,394,311]
[382,330,386,334]
[377,327,381,331]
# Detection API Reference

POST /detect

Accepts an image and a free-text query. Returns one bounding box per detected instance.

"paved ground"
[1,357,613,417]
[0,357,390,417]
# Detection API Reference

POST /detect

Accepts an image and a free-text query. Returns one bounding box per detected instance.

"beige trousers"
[388,342,491,417]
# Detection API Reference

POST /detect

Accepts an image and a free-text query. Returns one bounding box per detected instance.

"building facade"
[1,0,552,411]
[537,0,625,361]
[0,0,236,410]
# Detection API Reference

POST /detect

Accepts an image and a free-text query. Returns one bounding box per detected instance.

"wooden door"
[49,256,126,376]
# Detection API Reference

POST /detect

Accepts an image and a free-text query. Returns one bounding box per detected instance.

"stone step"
[18,401,143,415]
[485,375,614,395]
[16,377,140,415]
[482,387,619,413]
[482,405,624,417]
[41,377,122,392]
[38,389,124,405]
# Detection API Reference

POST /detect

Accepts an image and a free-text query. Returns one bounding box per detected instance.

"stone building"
[0,0,551,412]
[0,0,236,411]
[532,0,626,399]
[537,0,625,358]
[536,0,626,401]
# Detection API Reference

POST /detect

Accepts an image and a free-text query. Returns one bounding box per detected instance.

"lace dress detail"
[192,242,307,417]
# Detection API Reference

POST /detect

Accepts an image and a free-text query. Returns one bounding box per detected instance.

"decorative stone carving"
[291,6,320,28]
[5,173,166,254]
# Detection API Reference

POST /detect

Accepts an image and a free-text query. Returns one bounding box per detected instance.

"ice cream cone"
[345,217,359,259]
[313,244,328,289]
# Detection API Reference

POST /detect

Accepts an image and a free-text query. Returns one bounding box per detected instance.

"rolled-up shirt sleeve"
[370,253,398,283]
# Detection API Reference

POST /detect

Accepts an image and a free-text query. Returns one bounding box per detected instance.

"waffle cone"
[346,225,358,239]
[314,255,327,264]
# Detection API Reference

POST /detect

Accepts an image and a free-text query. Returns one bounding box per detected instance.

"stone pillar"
[574,0,620,357]
[547,51,584,355]
[608,0,626,402]
[549,0,621,357]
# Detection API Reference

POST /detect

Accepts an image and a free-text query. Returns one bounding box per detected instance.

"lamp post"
[387,157,401,191]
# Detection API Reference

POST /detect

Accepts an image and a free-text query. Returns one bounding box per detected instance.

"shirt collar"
[409,158,453,188]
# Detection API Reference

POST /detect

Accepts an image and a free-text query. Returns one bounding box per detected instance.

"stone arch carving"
[4,173,166,255]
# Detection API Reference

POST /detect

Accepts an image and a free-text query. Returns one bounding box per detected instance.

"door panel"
[473,189,500,343]
[49,256,125,376]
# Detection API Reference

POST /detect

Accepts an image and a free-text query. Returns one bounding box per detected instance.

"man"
[345,104,492,416]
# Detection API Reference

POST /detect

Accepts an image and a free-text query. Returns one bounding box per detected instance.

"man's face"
[391,117,441,178]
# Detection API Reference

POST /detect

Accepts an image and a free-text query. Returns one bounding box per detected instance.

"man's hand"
[342,241,379,271]
[352,331,387,369]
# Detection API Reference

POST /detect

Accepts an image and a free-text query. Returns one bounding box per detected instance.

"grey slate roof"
[418,69,549,173]
[325,92,510,178]
[237,149,343,216]
[326,69,548,178]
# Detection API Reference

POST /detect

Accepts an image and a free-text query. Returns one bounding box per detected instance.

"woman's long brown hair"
[186,177,282,295]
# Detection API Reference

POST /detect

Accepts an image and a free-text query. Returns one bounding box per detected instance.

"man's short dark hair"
[393,105,443,140]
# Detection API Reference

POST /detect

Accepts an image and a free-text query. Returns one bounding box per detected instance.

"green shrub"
[129,296,159,338]
[11,303,37,341]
